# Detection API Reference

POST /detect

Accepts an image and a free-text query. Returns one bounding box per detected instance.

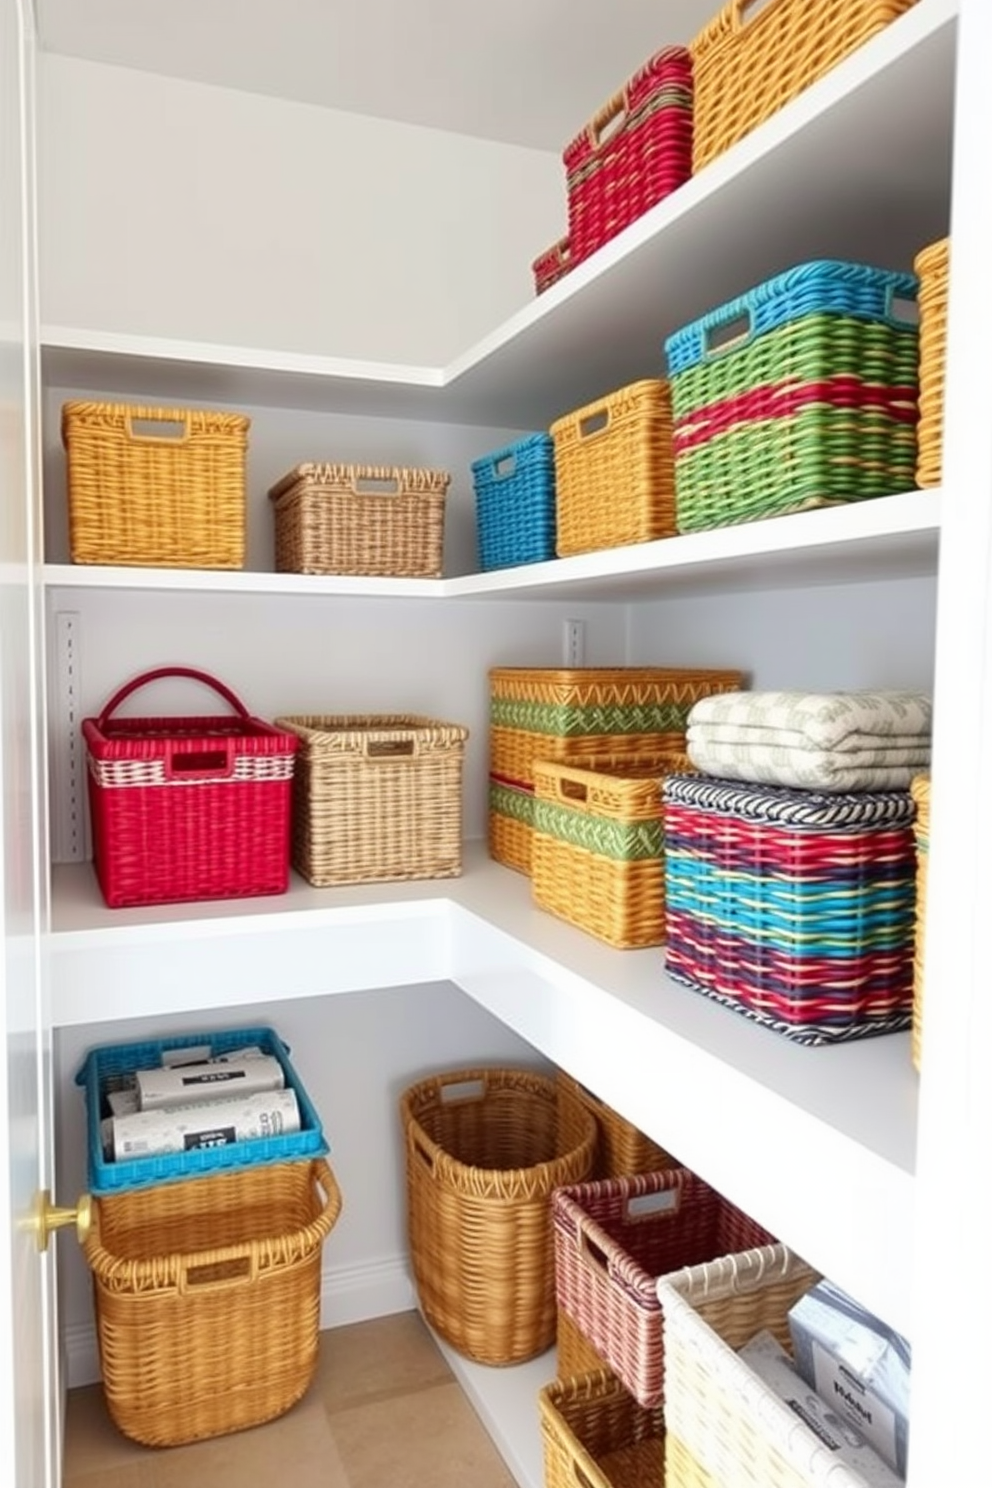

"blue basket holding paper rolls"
[76,1024,328,1195]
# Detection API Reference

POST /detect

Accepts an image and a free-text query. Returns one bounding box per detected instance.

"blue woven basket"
[664,260,919,377]
[77,1024,328,1195]
[471,433,556,571]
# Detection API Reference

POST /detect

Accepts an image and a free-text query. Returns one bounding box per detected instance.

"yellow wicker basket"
[550,379,676,557]
[83,1158,342,1447]
[276,714,468,886]
[910,772,930,1072]
[540,1369,666,1488]
[555,1070,672,1179]
[489,667,745,877]
[269,462,449,577]
[62,400,249,568]
[532,754,692,949]
[557,1307,615,1380]
[914,237,950,488]
[690,0,919,174]
[401,1066,597,1365]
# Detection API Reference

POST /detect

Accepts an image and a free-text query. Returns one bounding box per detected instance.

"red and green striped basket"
[664,260,920,533]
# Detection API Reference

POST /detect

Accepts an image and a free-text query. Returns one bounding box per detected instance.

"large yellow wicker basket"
[914,237,950,488]
[690,0,919,174]
[401,1067,597,1365]
[83,1158,342,1447]
[63,400,249,568]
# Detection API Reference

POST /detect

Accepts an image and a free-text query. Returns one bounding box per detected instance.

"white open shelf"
[50,844,918,1338]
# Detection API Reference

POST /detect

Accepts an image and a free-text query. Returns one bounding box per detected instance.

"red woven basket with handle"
[82,666,298,908]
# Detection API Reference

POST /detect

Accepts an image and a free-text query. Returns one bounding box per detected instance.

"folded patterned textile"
[687,690,932,750]
[686,736,929,792]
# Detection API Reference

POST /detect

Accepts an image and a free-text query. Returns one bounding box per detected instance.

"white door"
[1,0,59,1485]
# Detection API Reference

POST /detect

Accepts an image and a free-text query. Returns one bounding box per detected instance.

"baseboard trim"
[64,1251,416,1389]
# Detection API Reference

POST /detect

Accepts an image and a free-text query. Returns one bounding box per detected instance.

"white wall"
[36,54,564,366]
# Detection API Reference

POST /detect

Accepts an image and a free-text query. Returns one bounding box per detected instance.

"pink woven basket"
[553,1168,775,1407]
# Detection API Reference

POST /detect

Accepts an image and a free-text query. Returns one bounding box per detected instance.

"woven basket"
[915,237,950,488]
[276,714,467,886]
[82,667,298,909]
[83,1158,342,1447]
[555,1071,671,1180]
[910,772,930,1072]
[489,667,744,876]
[663,774,918,1044]
[268,463,449,577]
[564,47,693,267]
[401,1067,597,1365]
[557,1307,614,1379]
[533,236,573,295]
[690,0,920,174]
[540,1369,666,1488]
[551,379,676,557]
[554,1168,775,1409]
[665,260,920,533]
[532,753,692,948]
[657,1247,831,1488]
[62,400,249,569]
[471,434,556,572]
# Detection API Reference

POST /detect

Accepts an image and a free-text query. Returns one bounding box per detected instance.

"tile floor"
[62,1311,519,1488]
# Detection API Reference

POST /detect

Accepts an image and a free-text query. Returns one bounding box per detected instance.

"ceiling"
[34,0,720,151]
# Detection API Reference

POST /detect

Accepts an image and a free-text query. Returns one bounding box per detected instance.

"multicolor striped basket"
[471,434,556,572]
[915,236,950,488]
[532,754,691,948]
[664,260,920,533]
[662,774,918,1044]
[910,772,930,1072]
[489,667,745,876]
[564,46,693,268]
[553,1168,776,1410]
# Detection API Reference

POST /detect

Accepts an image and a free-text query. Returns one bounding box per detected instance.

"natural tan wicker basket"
[556,1070,672,1180]
[657,1246,825,1488]
[910,772,930,1072]
[83,1158,342,1447]
[401,1067,597,1365]
[268,462,449,577]
[540,1369,666,1488]
[690,0,919,174]
[550,379,676,557]
[63,400,249,568]
[557,1307,615,1379]
[276,714,468,886]
[532,754,692,948]
[915,237,950,488]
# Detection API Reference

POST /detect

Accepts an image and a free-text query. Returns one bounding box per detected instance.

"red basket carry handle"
[97,666,252,733]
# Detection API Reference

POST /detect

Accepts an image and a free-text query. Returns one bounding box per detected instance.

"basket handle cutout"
[577,1222,610,1275]
[626,1185,682,1223]
[558,776,588,803]
[578,408,610,439]
[493,453,517,480]
[125,411,191,445]
[365,737,416,759]
[888,291,920,328]
[704,311,752,359]
[439,1077,485,1104]
[165,741,236,781]
[97,666,251,731]
[180,1252,256,1293]
[589,91,628,149]
[572,1465,598,1488]
[352,474,401,497]
[737,0,782,28]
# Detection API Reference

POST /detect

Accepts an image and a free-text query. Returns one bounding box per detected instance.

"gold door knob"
[26,1190,92,1251]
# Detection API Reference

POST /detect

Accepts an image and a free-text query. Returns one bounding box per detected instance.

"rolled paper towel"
[111,1087,300,1160]
[136,1052,285,1110]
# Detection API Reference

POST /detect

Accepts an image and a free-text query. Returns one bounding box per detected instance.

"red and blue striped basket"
[661,774,918,1044]
[471,434,556,571]
[663,259,920,533]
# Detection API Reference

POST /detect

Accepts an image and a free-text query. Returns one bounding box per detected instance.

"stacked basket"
[76,1025,342,1448]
